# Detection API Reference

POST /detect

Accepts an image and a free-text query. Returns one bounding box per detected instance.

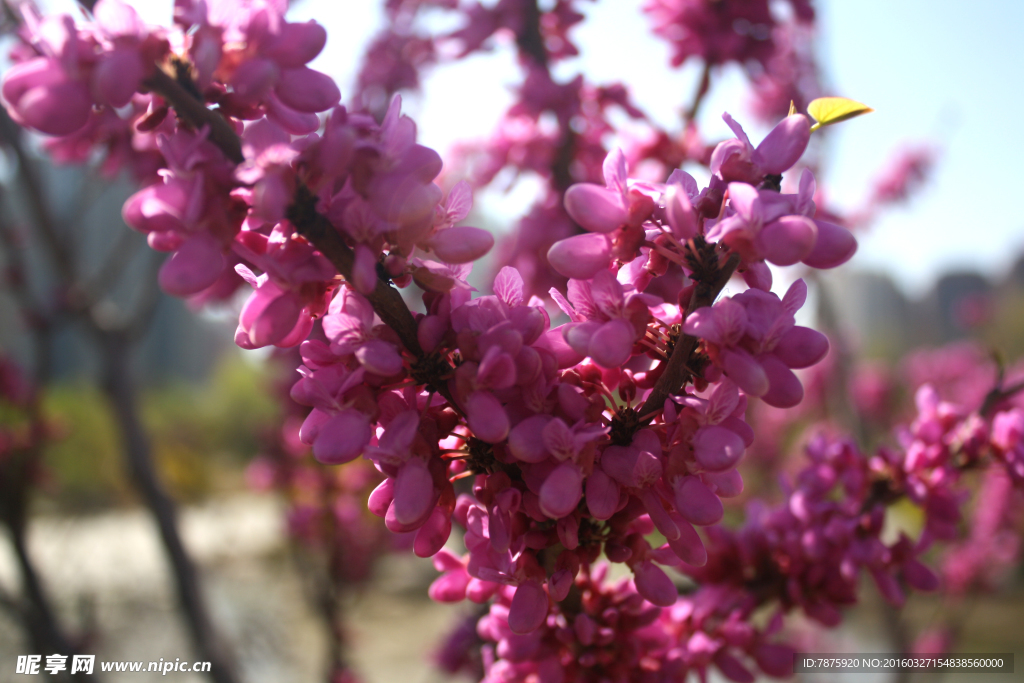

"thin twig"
[637,253,740,422]
[683,62,712,125]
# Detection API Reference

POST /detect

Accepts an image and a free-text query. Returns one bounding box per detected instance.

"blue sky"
[38,0,1024,295]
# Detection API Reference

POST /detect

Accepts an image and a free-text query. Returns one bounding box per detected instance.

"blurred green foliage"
[41,353,279,511]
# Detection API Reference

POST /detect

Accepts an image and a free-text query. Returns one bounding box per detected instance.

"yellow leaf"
[807,96,874,131]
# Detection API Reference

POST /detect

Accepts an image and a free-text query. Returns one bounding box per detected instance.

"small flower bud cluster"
[644,0,813,70]
[436,563,795,683]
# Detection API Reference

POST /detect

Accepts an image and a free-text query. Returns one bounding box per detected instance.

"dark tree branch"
[146,68,469,414]
[637,252,740,422]
[514,0,549,69]
[0,95,241,683]
[0,109,76,283]
[683,63,712,125]
[142,69,244,165]
[96,330,239,683]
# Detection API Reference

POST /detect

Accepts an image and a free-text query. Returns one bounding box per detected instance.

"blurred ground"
[0,493,1020,683]
[0,493,456,683]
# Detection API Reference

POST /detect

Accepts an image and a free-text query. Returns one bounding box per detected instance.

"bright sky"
[37,0,1024,296]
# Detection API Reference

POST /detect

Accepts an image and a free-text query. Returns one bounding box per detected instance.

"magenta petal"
[903,559,939,592]
[539,462,583,519]
[385,499,433,532]
[2,58,61,112]
[276,313,314,349]
[710,138,754,180]
[682,307,720,342]
[248,291,303,348]
[673,475,724,526]
[428,226,495,264]
[417,315,447,353]
[351,244,378,295]
[693,425,745,472]
[804,220,857,269]
[714,651,755,683]
[668,517,707,566]
[547,233,611,279]
[632,560,676,607]
[603,147,628,195]
[149,229,184,253]
[872,568,906,607]
[755,215,817,266]
[369,173,442,227]
[230,57,279,105]
[760,355,804,408]
[508,581,548,635]
[367,478,394,517]
[123,183,188,233]
[355,339,404,376]
[548,569,573,602]
[588,319,636,368]
[754,644,795,678]
[564,321,600,359]
[534,328,586,368]
[665,183,697,240]
[493,266,524,307]
[701,469,744,498]
[94,0,144,35]
[298,408,329,444]
[275,66,341,112]
[312,409,371,464]
[466,578,499,604]
[719,416,754,447]
[158,234,225,296]
[93,48,144,108]
[266,92,321,135]
[18,81,92,136]
[585,468,619,520]
[428,568,469,602]
[266,20,328,67]
[432,549,463,573]
[774,326,829,368]
[394,458,435,526]
[753,114,811,174]
[508,415,553,463]
[741,261,773,291]
[466,390,509,443]
[727,182,761,223]
[640,488,679,541]
[721,348,769,396]
[564,183,628,233]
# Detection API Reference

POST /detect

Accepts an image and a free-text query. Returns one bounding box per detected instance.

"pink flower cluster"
[439,563,795,683]
[548,114,855,296]
[683,381,1024,628]
[644,0,814,70]
[2,0,848,646]
[247,348,392,584]
[9,2,1024,681]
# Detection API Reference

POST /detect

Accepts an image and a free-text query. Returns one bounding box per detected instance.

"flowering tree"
[1,1,1022,682]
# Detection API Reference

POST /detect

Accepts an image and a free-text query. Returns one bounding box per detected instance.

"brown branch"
[683,62,712,125]
[0,108,76,283]
[637,252,740,423]
[514,0,549,69]
[146,65,471,414]
[285,186,422,355]
[96,329,240,683]
[145,68,418,346]
[142,69,244,165]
